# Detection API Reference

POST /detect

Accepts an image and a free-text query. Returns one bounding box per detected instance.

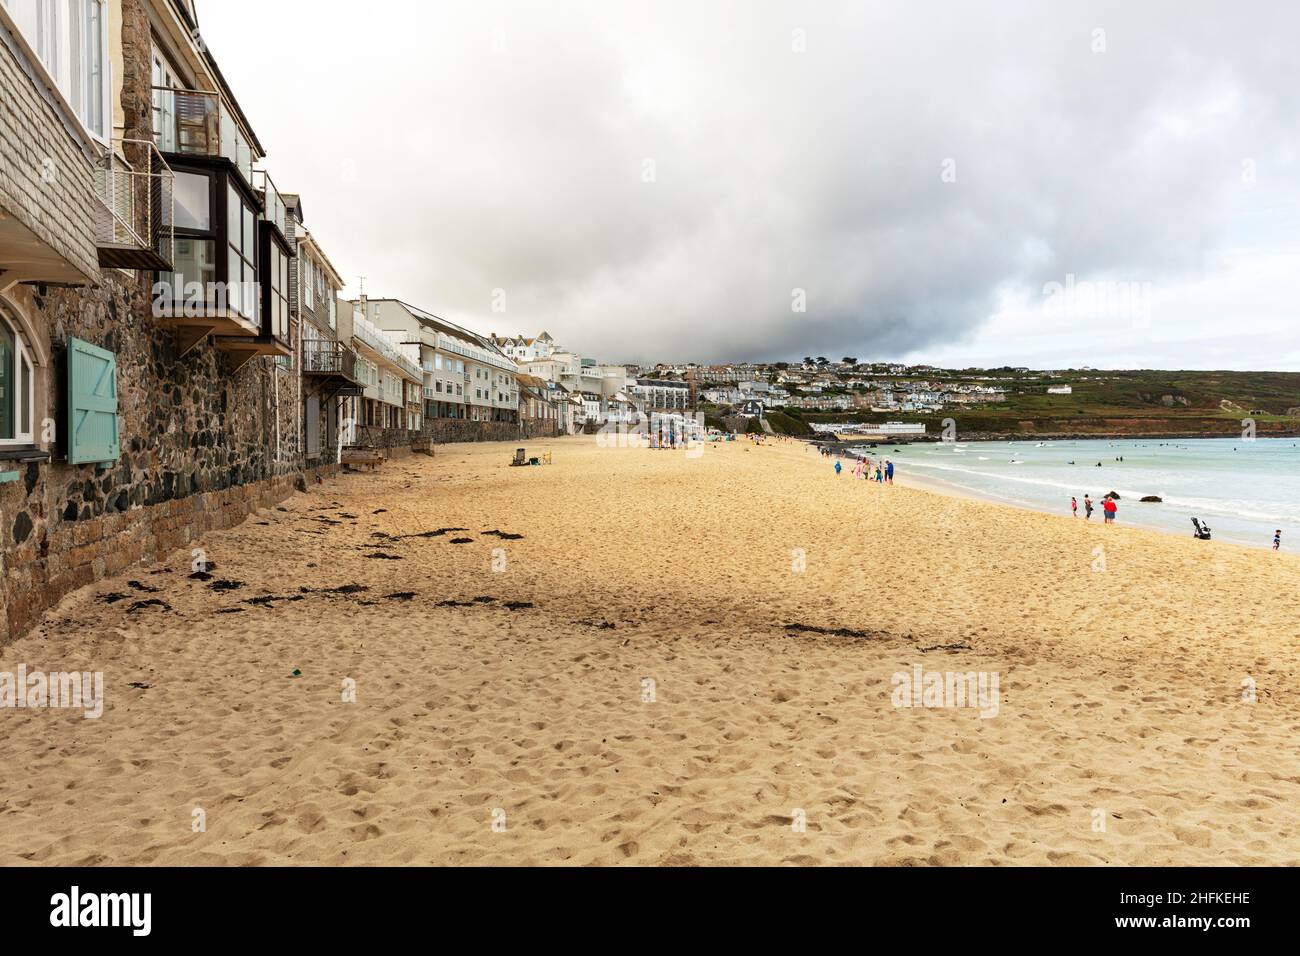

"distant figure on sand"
[875,465,883,483]
[1084,495,1093,520]
[1274,529,1282,551]
[834,459,842,475]
[853,458,864,480]
[1103,497,1117,524]
[1071,496,1078,517]
[885,459,894,484]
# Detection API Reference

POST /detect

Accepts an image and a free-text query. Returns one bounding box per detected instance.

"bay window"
[267,243,288,341]
[226,182,257,321]
[259,221,291,345]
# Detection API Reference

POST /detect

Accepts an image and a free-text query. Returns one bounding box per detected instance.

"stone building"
[0,0,332,646]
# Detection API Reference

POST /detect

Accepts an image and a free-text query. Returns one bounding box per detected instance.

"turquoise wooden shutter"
[67,337,121,465]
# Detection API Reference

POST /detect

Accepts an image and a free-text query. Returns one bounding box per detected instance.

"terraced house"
[337,298,423,448]
[285,192,359,463]
[360,298,522,442]
[0,0,331,645]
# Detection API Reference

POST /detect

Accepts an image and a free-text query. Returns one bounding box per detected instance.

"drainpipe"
[274,362,281,465]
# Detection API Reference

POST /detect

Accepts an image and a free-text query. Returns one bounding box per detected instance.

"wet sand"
[2,434,1298,865]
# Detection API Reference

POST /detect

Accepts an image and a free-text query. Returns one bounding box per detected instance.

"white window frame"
[0,312,36,447]
[0,0,111,144]
[302,256,314,310]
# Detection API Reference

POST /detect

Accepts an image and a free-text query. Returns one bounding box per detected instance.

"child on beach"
[853,458,863,480]
[1084,495,1093,520]
[885,460,894,484]
[1071,496,1078,517]
[1274,530,1282,551]
[834,459,842,475]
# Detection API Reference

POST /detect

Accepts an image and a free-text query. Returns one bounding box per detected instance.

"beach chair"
[1191,517,1212,540]
[511,448,527,467]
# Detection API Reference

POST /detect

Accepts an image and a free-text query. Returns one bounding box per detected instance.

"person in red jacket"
[1103,497,1117,524]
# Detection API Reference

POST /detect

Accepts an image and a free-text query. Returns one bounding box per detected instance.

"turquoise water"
[851,437,1300,549]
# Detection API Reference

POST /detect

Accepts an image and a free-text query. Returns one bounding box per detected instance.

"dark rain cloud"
[203,0,1299,365]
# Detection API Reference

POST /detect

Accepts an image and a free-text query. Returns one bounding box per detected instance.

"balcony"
[352,315,423,381]
[304,338,363,398]
[253,169,287,239]
[152,86,255,186]
[94,139,175,271]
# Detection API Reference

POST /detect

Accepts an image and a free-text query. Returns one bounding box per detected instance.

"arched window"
[0,312,36,446]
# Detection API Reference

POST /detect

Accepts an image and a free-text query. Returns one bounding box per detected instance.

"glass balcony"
[253,168,287,238]
[152,86,255,186]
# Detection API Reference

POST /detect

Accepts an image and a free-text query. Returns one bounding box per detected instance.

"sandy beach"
[2,434,1298,866]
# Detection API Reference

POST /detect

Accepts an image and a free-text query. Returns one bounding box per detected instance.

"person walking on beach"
[1274,529,1282,551]
[1103,496,1117,524]
[875,464,883,483]
[1071,496,1078,517]
[1084,495,1094,520]
[885,459,894,484]
[834,459,842,476]
[853,457,864,480]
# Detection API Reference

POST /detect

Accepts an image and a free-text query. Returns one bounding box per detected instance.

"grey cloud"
[202,0,1300,367]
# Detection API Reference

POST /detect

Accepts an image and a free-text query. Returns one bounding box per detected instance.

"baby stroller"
[1191,517,1212,540]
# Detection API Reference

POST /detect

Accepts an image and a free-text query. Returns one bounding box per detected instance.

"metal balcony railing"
[303,338,358,377]
[94,138,175,271]
[152,85,256,185]
[253,168,287,237]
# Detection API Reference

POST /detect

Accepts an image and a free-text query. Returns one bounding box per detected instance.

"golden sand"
[1,434,1298,865]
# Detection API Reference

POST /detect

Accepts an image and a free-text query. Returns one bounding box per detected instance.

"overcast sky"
[201,1,1300,369]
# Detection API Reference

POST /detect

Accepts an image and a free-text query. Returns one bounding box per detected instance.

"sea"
[848,437,1300,549]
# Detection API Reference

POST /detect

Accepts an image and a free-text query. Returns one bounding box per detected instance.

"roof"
[295,228,346,289]
[369,299,503,356]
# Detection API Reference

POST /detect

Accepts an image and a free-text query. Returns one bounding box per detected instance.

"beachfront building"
[358,299,520,438]
[606,391,638,425]
[516,373,560,436]
[336,301,423,447]
[0,0,335,647]
[284,195,360,463]
[552,382,584,434]
[629,378,691,414]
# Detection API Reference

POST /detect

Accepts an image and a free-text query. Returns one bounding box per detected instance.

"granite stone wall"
[0,271,318,646]
[424,419,525,444]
